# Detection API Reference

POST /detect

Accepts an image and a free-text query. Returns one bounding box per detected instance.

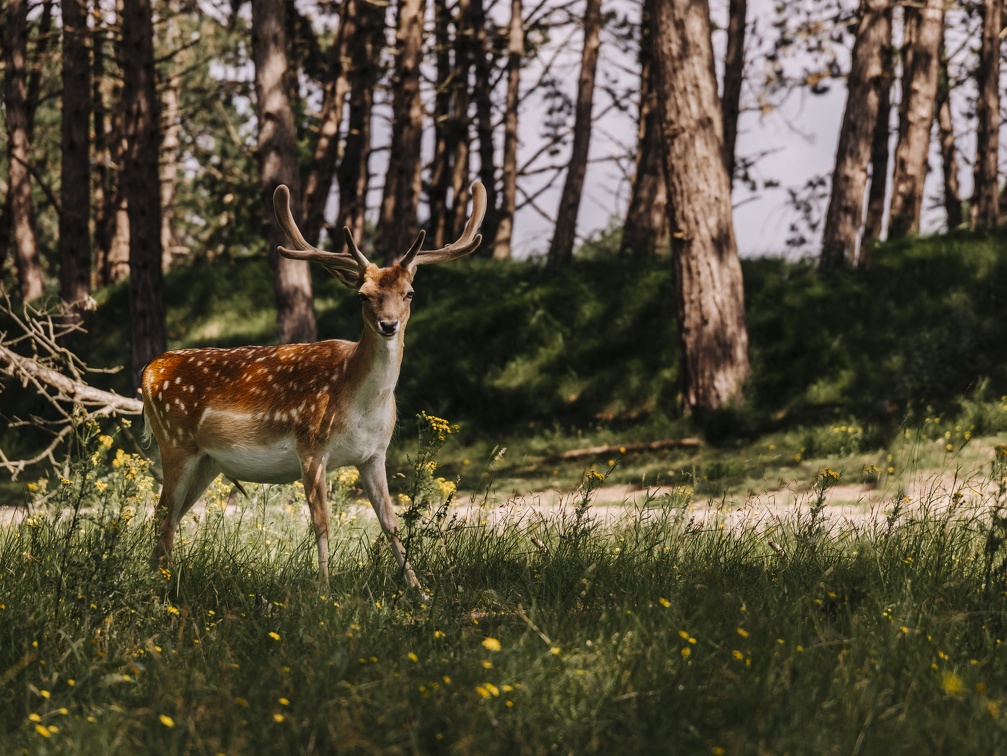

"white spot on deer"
[162,381,169,390]
[175,399,185,411]
[175,377,181,384]
[202,367,210,373]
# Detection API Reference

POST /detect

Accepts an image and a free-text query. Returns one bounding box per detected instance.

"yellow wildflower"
[482,637,502,652]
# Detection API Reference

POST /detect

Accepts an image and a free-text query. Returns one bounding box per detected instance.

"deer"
[141,182,486,591]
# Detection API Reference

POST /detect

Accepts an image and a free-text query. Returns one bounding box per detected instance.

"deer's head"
[273,184,487,340]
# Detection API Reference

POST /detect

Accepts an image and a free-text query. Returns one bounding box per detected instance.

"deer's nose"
[378,320,399,336]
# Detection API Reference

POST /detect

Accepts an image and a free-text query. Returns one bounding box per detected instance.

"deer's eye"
[404,291,414,301]
[358,292,368,302]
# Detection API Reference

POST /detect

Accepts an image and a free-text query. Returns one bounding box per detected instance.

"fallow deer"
[141,182,486,590]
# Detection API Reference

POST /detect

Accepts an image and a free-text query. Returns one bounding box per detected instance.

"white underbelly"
[205,437,302,484]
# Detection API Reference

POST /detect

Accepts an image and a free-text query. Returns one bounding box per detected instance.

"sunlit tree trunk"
[971,0,1001,229]
[121,0,166,388]
[721,0,746,182]
[252,0,317,344]
[620,0,668,259]
[302,0,356,247]
[471,0,499,250]
[59,0,92,321]
[376,0,426,264]
[160,71,181,269]
[5,0,46,301]
[336,0,385,245]
[492,0,523,260]
[936,43,962,230]
[862,9,893,259]
[653,0,750,412]
[820,0,891,270]
[448,0,473,246]
[547,0,603,267]
[888,0,943,239]
[429,0,455,249]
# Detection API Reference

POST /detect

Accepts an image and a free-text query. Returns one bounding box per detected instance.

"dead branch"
[540,437,702,465]
[0,294,143,479]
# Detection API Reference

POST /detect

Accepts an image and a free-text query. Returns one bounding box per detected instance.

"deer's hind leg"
[152,451,220,569]
[299,452,332,584]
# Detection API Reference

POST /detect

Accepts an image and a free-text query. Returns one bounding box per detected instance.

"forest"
[2,0,1007,752]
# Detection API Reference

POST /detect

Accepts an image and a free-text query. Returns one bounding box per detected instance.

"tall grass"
[3,421,1007,753]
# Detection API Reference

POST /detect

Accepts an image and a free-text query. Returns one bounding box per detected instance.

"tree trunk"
[26,0,55,141]
[252,0,317,344]
[936,42,962,230]
[971,0,1001,229]
[471,0,499,250]
[428,0,455,249]
[302,0,356,247]
[888,0,943,240]
[160,71,182,269]
[59,0,92,319]
[121,0,166,388]
[862,8,893,257]
[376,0,426,264]
[547,0,603,268]
[620,0,669,259]
[721,0,746,181]
[5,0,46,302]
[448,0,473,247]
[653,0,750,412]
[93,5,115,288]
[336,0,385,245]
[820,0,891,270]
[492,0,523,260]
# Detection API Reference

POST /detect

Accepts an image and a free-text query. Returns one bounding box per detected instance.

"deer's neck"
[348,326,405,406]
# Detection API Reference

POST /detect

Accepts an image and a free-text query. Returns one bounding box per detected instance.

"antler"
[400,181,486,267]
[273,185,370,280]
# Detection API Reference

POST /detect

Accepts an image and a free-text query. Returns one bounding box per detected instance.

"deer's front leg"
[300,452,331,584]
[358,455,422,590]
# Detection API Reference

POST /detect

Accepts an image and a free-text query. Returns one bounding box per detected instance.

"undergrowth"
[4,419,1007,752]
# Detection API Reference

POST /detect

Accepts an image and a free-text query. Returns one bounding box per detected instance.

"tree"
[862,9,894,254]
[252,0,317,344]
[5,0,46,302]
[59,0,92,323]
[936,42,962,230]
[547,0,603,267]
[121,0,166,387]
[336,0,386,244]
[301,0,356,247]
[721,0,747,181]
[619,0,668,259]
[888,0,944,239]
[471,0,499,250]
[653,0,750,411]
[492,0,524,260]
[820,0,891,270]
[971,0,1001,229]
[376,0,426,264]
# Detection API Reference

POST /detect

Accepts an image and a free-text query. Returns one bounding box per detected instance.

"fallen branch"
[540,437,702,465]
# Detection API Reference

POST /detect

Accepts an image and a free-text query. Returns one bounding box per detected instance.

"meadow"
[4,229,1007,752]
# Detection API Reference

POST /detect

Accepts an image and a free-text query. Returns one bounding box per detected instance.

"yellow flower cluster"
[337,467,360,487]
[420,411,460,441]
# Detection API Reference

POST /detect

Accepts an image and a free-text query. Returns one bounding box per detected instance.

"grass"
[4,420,1007,753]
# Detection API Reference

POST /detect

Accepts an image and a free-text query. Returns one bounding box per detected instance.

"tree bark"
[547,0,603,267]
[252,0,317,344]
[888,0,943,240]
[721,0,746,182]
[121,0,166,388]
[5,0,46,302]
[376,0,426,264]
[653,0,750,412]
[336,0,385,245]
[620,0,669,259]
[936,42,962,230]
[302,0,357,247]
[471,0,499,251]
[160,69,182,269]
[492,0,523,260]
[59,0,92,320]
[820,0,891,270]
[92,5,115,288]
[429,0,455,249]
[448,0,473,247]
[971,0,1001,229]
[862,8,893,256]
